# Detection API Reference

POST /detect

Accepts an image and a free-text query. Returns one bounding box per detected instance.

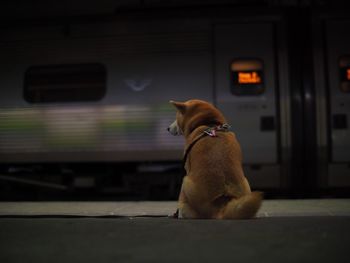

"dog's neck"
[183,124,231,171]
[185,125,214,144]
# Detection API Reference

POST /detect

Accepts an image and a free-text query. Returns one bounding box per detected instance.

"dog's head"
[167,99,226,137]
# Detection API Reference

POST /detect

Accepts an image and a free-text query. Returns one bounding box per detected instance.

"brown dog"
[168,99,263,219]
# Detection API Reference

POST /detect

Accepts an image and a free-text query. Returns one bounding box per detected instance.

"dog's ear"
[169,100,186,114]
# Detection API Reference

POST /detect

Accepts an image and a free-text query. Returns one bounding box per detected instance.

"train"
[0,1,349,199]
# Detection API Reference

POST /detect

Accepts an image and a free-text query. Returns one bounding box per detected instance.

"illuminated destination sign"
[231,59,264,95]
[339,56,350,92]
[238,71,262,84]
[340,67,350,81]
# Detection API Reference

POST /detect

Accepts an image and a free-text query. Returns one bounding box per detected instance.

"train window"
[339,56,350,93]
[24,63,106,103]
[230,59,264,95]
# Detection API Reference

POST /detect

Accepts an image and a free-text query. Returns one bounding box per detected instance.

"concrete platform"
[0,199,349,217]
[0,200,349,263]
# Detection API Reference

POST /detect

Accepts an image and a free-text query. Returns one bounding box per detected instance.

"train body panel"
[0,19,217,162]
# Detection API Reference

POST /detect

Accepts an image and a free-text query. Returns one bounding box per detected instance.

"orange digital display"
[340,67,350,92]
[238,71,262,84]
[231,59,264,95]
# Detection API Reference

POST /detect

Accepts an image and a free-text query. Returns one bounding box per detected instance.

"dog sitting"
[168,99,263,219]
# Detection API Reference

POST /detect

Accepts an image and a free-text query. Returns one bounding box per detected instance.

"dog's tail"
[221,191,263,219]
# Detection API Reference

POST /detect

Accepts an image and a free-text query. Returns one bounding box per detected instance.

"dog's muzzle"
[167,120,183,136]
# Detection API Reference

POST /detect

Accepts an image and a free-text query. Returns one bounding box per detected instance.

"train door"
[314,13,350,187]
[214,18,291,189]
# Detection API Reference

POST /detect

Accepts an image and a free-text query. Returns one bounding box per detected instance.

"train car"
[0,0,349,199]
[312,9,350,190]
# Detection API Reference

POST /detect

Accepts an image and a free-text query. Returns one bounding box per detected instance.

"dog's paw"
[169,209,180,219]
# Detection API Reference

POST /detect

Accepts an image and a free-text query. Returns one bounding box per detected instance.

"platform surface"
[1,199,349,263]
[0,199,349,217]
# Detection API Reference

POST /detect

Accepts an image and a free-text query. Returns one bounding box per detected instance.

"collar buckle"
[203,123,231,137]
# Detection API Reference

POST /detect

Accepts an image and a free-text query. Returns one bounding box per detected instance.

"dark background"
[0,0,350,200]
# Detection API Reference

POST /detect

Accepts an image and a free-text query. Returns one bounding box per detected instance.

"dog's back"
[185,127,263,219]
